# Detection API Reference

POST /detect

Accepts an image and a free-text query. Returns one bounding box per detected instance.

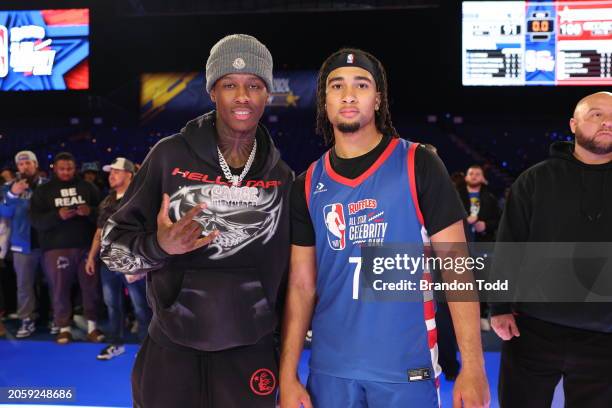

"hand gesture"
[156,194,218,255]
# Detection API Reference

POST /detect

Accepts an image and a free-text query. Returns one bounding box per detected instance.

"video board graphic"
[0,9,89,91]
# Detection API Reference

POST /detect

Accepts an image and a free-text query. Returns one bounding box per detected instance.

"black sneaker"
[97,344,126,360]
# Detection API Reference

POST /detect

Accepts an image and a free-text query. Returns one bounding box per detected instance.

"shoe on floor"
[16,318,36,338]
[97,344,126,360]
[49,322,60,335]
[0,320,6,337]
[56,331,73,345]
[86,329,105,343]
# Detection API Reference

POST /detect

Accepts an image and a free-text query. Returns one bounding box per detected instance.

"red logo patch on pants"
[250,368,276,396]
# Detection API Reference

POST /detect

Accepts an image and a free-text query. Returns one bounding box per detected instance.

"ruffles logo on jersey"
[347,198,388,246]
[324,203,346,250]
[348,199,378,215]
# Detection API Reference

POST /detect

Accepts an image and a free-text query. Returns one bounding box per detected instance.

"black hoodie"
[100,112,293,351]
[490,141,612,333]
[30,176,100,250]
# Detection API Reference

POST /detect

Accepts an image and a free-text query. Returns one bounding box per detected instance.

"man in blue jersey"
[279,48,490,408]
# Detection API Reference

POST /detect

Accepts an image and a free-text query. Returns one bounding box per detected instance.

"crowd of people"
[0,150,151,360]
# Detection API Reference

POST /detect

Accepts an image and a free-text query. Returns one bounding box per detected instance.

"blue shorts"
[307,371,439,408]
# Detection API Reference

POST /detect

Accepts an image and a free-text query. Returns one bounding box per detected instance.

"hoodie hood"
[179,111,281,178]
[550,141,612,170]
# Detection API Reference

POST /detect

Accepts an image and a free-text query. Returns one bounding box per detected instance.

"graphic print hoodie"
[100,112,293,351]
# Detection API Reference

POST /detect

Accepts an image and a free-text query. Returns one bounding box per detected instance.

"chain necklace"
[217,139,257,186]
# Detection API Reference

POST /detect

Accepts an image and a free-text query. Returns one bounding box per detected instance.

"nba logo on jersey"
[0,26,8,78]
[323,203,346,250]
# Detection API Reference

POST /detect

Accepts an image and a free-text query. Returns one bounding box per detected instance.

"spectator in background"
[0,151,51,338]
[81,162,99,185]
[30,152,103,344]
[457,165,500,331]
[81,162,107,194]
[491,91,612,407]
[1,168,16,184]
[459,165,500,243]
[85,157,151,360]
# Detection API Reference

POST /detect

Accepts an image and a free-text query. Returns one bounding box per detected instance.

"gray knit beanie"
[205,34,273,93]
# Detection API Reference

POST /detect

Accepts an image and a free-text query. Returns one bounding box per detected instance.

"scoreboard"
[463,1,612,86]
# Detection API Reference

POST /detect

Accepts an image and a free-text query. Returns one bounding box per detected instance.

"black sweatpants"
[499,314,612,408]
[132,334,278,408]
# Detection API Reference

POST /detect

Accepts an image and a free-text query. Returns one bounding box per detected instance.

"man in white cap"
[101,34,293,407]
[0,151,50,338]
[85,157,152,360]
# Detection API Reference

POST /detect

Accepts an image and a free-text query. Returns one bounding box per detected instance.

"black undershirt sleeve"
[290,142,466,246]
[416,147,467,236]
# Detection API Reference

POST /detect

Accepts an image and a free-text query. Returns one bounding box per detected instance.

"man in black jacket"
[30,152,103,344]
[458,165,500,243]
[490,92,612,407]
[101,34,293,408]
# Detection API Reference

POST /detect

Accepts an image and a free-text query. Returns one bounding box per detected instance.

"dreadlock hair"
[316,48,397,146]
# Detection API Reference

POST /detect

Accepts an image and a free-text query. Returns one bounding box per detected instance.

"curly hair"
[316,48,397,145]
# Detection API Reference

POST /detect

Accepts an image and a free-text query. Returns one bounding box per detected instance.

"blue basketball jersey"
[305,138,441,386]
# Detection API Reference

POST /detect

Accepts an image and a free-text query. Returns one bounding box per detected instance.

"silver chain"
[217,139,257,186]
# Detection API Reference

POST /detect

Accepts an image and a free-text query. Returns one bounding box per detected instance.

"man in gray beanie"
[101,34,293,407]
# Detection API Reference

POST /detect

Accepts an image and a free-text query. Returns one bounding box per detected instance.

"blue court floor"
[0,339,564,407]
